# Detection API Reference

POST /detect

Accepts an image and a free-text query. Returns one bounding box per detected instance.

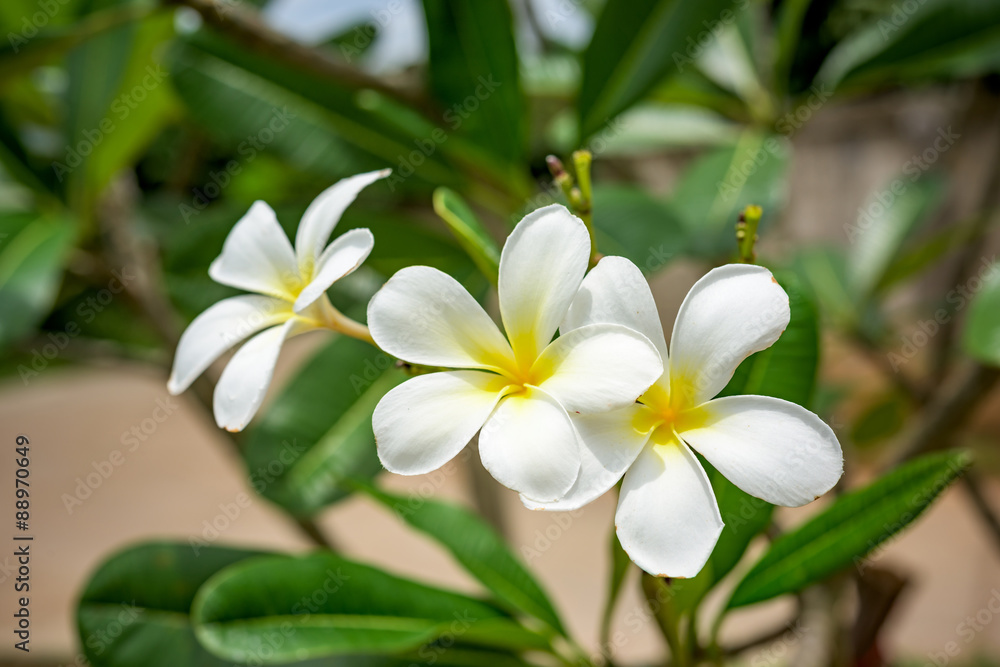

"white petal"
[374,370,511,476]
[521,404,652,511]
[213,318,313,431]
[294,228,374,312]
[294,169,390,275]
[368,266,515,372]
[534,323,662,413]
[478,386,581,502]
[498,205,590,365]
[669,264,789,406]
[168,295,291,395]
[208,201,300,300]
[616,436,723,578]
[678,395,843,507]
[562,255,669,362]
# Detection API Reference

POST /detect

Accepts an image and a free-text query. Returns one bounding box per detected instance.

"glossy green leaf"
[0,212,75,349]
[433,187,500,283]
[241,336,403,517]
[877,216,979,292]
[77,542,270,667]
[577,0,734,138]
[362,485,565,634]
[819,0,1000,89]
[718,275,820,408]
[422,0,524,165]
[84,13,178,197]
[62,0,136,210]
[591,184,686,273]
[667,133,789,258]
[192,551,550,663]
[846,176,945,298]
[962,260,1000,367]
[168,39,363,182]
[791,246,857,327]
[169,31,457,188]
[728,450,970,608]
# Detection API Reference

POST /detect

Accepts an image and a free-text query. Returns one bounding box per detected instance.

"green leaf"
[192,551,550,663]
[169,31,458,188]
[846,176,945,298]
[962,260,1000,367]
[362,485,565,635]
[0,212,75,349]
[168,39,363,182]
[819,0,1000,89]
[790,246,857,327]
[577,0,734,138]
[84,13,178,197]
[667,276,820,605]
[719,275,820,408]
[591,184,686,273]
[851,391,910,447]
[422,0,524,166]
[62,0,136,211]
[728,450,970,608]
[600,530,632,641]
[241,336,403,517]
[77,542,270,667]
[876,217,979,292]
[433,187,500,283]
[667,133,789,258]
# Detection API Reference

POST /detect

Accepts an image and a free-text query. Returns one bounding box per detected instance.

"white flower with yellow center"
[168,169,389,432]
[525,257,844,577]
[367,205,664,503]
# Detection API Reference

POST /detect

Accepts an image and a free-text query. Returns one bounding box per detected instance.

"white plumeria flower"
[168,169,390,432]
[367,205,664,503]
[525,257,843,577]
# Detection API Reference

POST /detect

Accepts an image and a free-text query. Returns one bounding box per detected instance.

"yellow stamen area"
[636,375,710,443]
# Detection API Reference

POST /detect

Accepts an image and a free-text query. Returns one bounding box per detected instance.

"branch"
[929,84,1000,386]
[889,362,1000,467]
[164,0,436,119]
[961,471,1000,554]
[98,174,336,551]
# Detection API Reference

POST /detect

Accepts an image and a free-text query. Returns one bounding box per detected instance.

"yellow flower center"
[634,374,708,446]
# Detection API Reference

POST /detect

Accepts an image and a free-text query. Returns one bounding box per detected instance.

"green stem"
[736,204,763,264]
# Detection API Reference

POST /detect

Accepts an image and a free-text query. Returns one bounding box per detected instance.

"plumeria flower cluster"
[170,168,843,578]
[526,257,844,576]
[168,169,389,431]
[368,205,663,502]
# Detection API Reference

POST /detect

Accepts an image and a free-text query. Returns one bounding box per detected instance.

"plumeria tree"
[2,0,1000,666]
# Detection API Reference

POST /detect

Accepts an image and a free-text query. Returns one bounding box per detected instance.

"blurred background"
[2,0,1000,665]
